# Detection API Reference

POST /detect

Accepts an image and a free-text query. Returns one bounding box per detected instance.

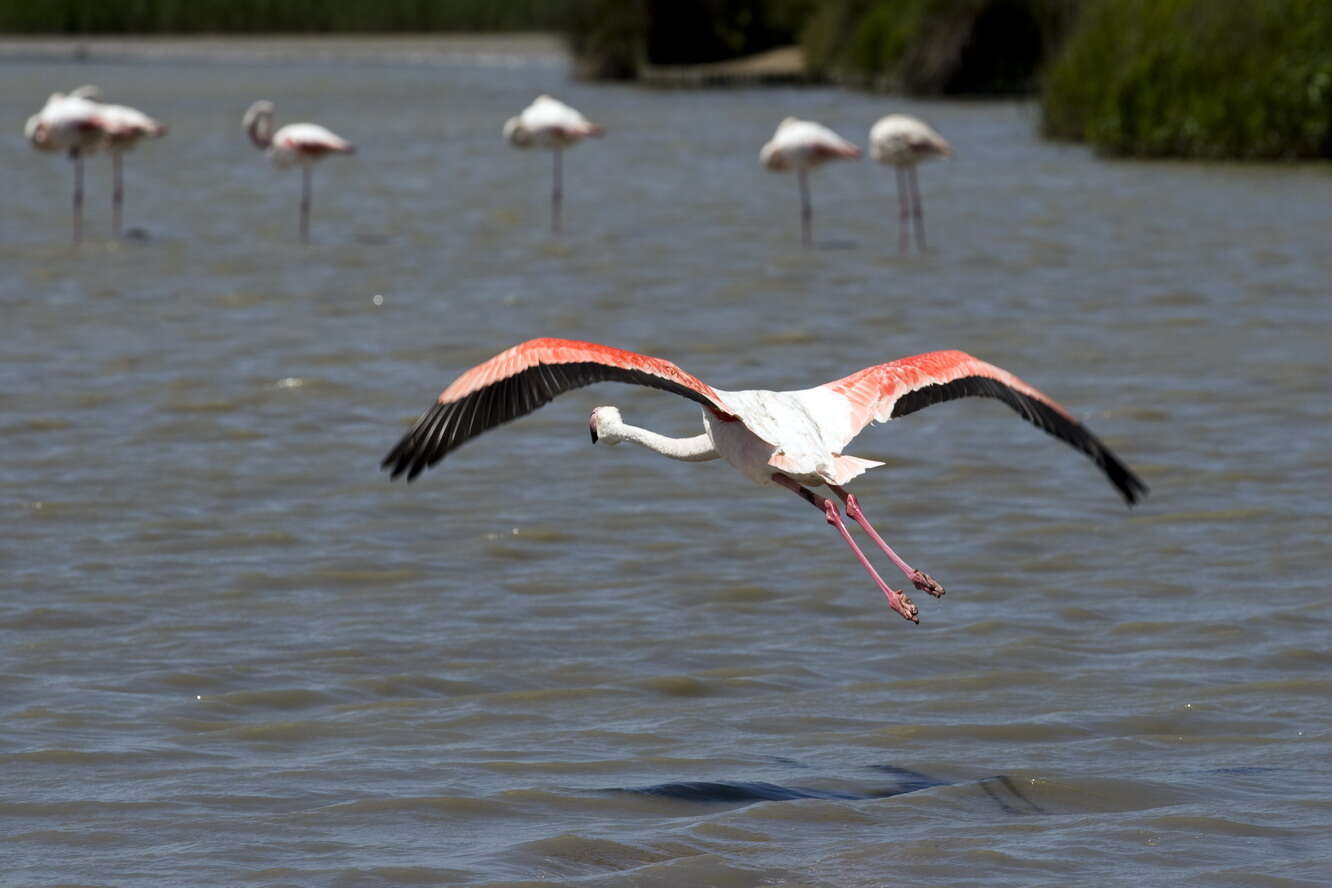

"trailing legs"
[830,484,945,597]
[772,473,919,623]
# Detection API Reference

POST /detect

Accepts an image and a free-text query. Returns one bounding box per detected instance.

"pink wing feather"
[825,350,1071,433]
[439,338,727,407]
[824,350,1147,504]
[385,338,733,480]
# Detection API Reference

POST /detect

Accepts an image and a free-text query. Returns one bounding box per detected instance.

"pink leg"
[798,168,812,248]
[772,474,918,623]
[907,166,928,252]
[831,485,944,597]
[112,151,124,239]
[895,166,909,254]
[71,148,84,245]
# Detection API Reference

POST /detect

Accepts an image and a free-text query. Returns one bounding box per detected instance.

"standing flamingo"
[503,95,604,234]
[243,100,355,243]
[869,114,951,253]
[24,89,107,243]
[759,117,861,248]
[383,339,1147,624]
[96,101,167,238]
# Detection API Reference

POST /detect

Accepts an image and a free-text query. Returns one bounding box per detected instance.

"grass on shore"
[1042,0,1332,159]
[801,0,1079,94]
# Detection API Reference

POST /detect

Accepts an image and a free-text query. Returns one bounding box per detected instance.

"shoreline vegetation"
[0,1,574,33]
[1041,0,1332,160]
[6,0,1329,160]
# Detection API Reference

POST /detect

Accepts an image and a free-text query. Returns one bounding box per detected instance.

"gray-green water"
[3,36,1330,887]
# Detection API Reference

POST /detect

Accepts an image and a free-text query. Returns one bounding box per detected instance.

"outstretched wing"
[824,350,1148,504]
[383,338,733,480]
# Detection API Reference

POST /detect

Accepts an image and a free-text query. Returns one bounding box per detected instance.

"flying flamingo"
[382,339,1147,624]
[24,88,107,243]
[503,95,604,234]
[759,117,861,248]
[869,114,951,253]
[95,100,167,238]
[243,100,356,243]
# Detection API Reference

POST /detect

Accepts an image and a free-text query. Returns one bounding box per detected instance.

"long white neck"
[605,419,719,462]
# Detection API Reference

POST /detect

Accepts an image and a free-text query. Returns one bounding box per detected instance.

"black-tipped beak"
[589,425,598,444]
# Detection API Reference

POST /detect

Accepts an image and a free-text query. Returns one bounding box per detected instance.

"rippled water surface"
[4,37,1331,887]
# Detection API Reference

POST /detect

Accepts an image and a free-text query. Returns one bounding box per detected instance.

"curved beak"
[589,423,598,444]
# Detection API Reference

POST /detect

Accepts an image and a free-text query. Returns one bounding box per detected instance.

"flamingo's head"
[588,406,624,445]
[503,115,533,148]
[243,100,275,149]
[759,140,787,171]
[24,114,53,150]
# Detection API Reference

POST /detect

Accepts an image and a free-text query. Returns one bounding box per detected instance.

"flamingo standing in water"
[869,114,951,253]
[95,100,167,238]
[759,117,861,248]
[243,100,355,243]
[383,339,1147,623]
[503,95,604,234]
[24,88,107,243]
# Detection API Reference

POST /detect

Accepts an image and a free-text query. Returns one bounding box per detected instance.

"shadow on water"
[974,774,1046,815]
[605,763,1045,813]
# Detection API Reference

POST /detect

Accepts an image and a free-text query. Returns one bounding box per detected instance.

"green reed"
[1041,0,1332,159]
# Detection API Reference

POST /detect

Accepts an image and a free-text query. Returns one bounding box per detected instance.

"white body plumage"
[869,114,951,167]
[701,387,880,488]
[243,100,354,168]
[503,95,603,149]
[759,117,860,171]
[24,92,104,154]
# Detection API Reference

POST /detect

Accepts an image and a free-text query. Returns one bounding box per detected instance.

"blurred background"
[6,0,1331,158]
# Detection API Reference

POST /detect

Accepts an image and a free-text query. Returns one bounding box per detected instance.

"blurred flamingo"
[759,117,861,248]
[95,99,167,238]
[243,100,356,243]
[869,114,951,253]
[503,95,604,234]
[24,88,107,243]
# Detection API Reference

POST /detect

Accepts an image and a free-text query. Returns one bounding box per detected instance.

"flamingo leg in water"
[112,152,124,239]
[71,148,84,244]
[300,163,312,244]
[895,166,909,254]
[830,485,945,597]
[772,474,918,623]
[798,167,812,248]
[551,146,563,235]
[907,166,927,252]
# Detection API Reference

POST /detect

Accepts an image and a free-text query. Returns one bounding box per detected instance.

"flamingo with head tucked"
[760,117,861,248]
[25,88,107,243]
[94,100,167,238]
[243,100,355,243]
[869,114,951,253]
[503,95,604,234]
[383,339,1147,624]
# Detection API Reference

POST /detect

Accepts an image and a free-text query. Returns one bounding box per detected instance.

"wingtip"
[1118,473,1149,506]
